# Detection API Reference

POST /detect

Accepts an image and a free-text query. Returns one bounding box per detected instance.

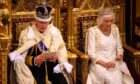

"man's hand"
[48,53,58,62]
[41,52,58,63]
[35,55,45,65]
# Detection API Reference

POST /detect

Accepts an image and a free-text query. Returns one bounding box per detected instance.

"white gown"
[85,24,134,84]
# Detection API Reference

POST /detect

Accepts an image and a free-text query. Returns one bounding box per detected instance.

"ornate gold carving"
[12,12,35,19]
[110,0,125,5]
[68,36,74,48]
[0,0,8,9]
[0,0,10,37]
[12,0,41,12]
[0,25,9,37]
[0,37,10,49]
[0,37,11,84]
[0,1,11,84]
[89,0,104,9]
[123,44,140,75]
[60,12,68,43]
[60,0,67,7]
[74,14,97,52]
[72,8,98,50]
[74,0,85,8]
[69,47,89,84]
[80,0,91,10]
[67,50,78,83]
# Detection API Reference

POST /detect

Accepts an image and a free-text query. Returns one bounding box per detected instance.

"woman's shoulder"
[111,24,119,31]
[88,25,98,30]
[111,24,120,37]
[88,26,99,33]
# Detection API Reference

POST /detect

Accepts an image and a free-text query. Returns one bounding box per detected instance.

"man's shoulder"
[20,26,29,32]
[50,25,61,37]
[20,26,34,37]
[50,25,60,32]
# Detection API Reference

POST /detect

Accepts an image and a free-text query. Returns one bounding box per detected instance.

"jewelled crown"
[35,2,52,22]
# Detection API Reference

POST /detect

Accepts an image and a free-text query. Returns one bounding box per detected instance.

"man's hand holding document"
[35,52,58,65]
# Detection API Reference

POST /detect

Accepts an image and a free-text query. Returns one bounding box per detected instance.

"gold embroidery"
[58,42,65,50]
[25,56,33,66]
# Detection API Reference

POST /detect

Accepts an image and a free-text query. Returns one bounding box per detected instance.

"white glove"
[9,51,22,62]
[53,64,62,73]
[63,62,73,73]
[53,62,73,74]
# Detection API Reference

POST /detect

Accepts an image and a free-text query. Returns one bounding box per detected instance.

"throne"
[69,0,126,84]
[10,0,77,83]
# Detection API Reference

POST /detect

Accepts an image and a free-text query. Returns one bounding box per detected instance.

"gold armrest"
[67,50,78,59]
[69,47,89,60]
[69,47,89,84]
[123,44,140,57]
[67,50,77,83]
[123,44,140,75]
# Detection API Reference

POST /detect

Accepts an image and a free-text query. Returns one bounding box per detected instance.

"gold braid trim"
[62,71,69,84]
[45,61,49,84]
[25,56,33,66]
[58,42,65,50]
[62,69,74,84]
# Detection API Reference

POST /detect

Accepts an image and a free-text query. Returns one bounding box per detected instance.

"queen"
[85,7,134,84]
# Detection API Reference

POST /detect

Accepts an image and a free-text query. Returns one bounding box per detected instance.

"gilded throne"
[10,0,77,84]
[69,0,126,84]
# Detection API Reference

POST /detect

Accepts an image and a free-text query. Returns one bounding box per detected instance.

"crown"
[98,7,113,16]
[35,2,52,22]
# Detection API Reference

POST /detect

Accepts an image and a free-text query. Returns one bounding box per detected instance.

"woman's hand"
[115,54,123,61]
[106,61,116,68]
[96,60,116,69]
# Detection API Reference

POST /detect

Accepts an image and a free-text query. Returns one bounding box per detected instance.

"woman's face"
[101,15,114,30]
[36,20,49,32]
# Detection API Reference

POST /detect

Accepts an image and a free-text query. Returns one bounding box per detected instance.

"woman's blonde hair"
[96,7,116,26]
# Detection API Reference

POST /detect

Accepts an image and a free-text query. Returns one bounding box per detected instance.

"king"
[9,2,73,84]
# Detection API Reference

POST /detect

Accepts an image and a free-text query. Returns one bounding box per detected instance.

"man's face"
[36,20,49,32]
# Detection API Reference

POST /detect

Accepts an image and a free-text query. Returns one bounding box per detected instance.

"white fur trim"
[27,26,35,40]
[53,64,62,73]
[50,26,58,36]
[63,62,73,73]
[9,51,22,62]
[35,16,52,22]
[50,25,60,38]
[53,62,73,73]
